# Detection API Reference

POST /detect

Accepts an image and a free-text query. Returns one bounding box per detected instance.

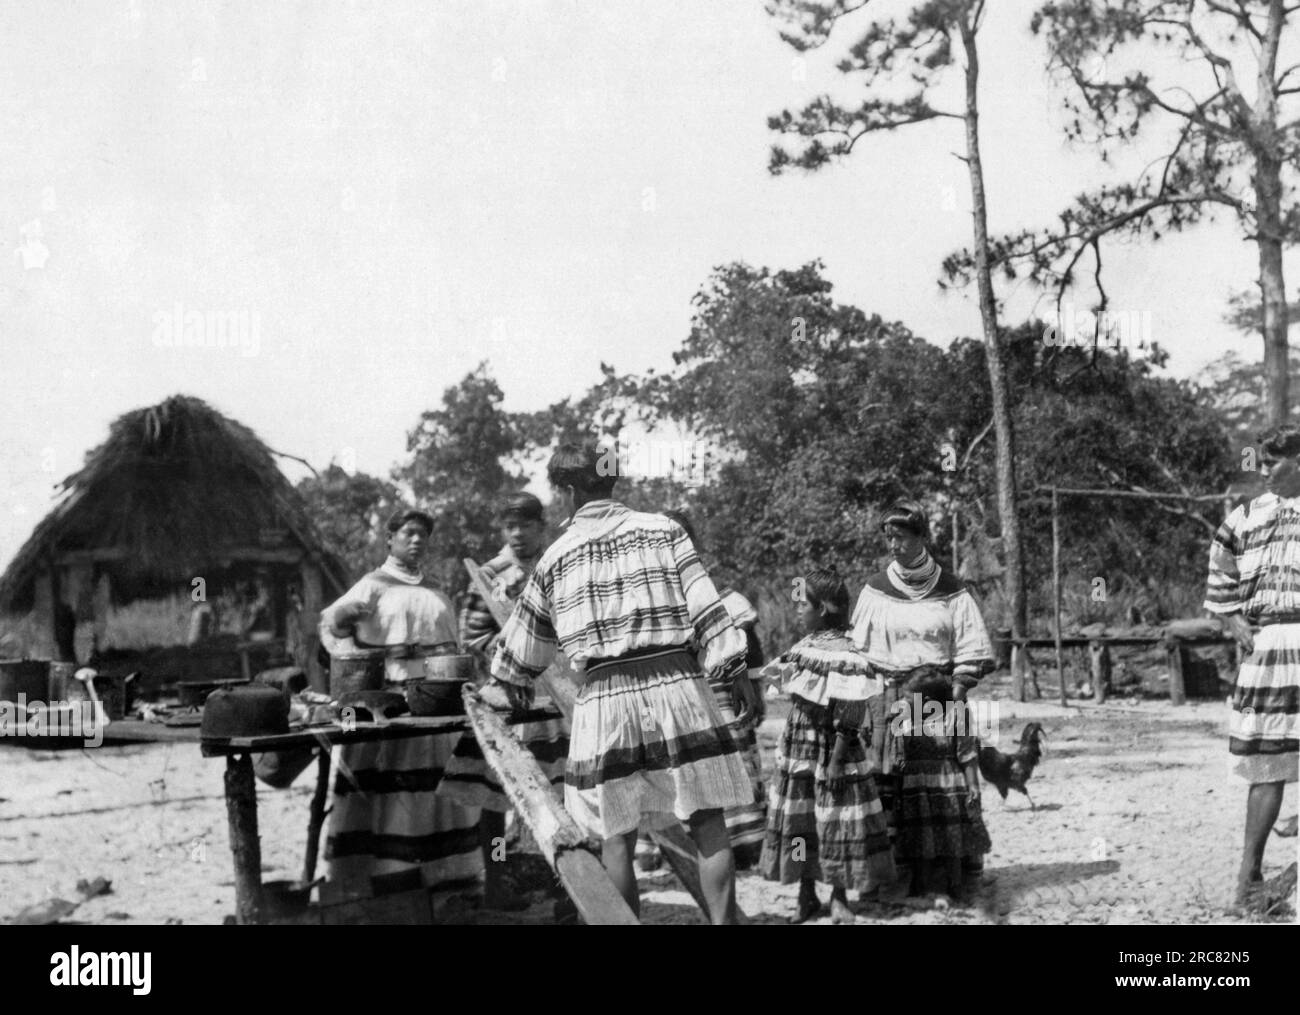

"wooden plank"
[1001,635,1237,648]
[198,708,562,756]
[224,753,263,925]
[462,686,637,926]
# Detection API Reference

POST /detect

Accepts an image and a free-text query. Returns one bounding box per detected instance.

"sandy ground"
[2,677,1296,926]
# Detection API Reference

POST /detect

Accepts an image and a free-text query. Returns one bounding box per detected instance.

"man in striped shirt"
[480,443,754,923]
[1205,424,1300,910]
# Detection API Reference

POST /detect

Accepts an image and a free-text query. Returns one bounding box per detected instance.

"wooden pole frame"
[1052,487,1067,707]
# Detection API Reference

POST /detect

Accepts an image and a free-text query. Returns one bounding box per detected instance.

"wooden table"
[80,709,554,924]
[196,709,562,924]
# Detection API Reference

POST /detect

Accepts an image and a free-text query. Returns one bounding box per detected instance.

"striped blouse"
[850,569,993,688]
[490,500,747,688]
[319,561,458,683]
[1205,493,1300,618]
[762,629,877,707]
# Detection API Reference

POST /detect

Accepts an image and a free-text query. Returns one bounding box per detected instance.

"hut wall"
[30,568,55,659]
[300,559,325,692]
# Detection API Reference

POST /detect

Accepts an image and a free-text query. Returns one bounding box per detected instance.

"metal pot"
[0,659,49,704]
[404,679,469,717]
[329,650,385,700]
[421,654,475,682]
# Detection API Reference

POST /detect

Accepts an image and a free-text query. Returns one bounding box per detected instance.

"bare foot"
[1231,877,1265,914]
[831,896,856,924]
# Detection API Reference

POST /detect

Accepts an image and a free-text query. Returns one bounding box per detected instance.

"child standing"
[760,568,896,923]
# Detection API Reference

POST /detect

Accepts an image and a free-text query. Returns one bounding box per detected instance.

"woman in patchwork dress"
[851,500,993,900]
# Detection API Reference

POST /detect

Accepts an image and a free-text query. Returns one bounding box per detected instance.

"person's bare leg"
[830,881,854,923]
[687,808,738,925]
[1238,781,1285,901]
[795,876,823,922]
[602,828,640,917]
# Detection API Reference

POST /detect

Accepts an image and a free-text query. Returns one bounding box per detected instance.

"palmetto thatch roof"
[0,395,349,609]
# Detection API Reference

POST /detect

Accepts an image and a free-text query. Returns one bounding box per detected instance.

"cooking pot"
[328,650,385,700]
[0,659,49,704]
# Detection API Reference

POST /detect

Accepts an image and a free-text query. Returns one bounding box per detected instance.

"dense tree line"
[300,260,1240,650]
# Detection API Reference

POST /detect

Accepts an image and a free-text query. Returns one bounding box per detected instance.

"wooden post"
[1052,487,1066,707]
[1166,638,1187,706]
[1089,640,1110,704]
[300,559,325,694]
[224,753,263,924]
[302,748,331,886]
[1011,645,1027,702]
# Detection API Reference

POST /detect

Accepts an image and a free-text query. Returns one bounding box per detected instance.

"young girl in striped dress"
[760,568,896,923]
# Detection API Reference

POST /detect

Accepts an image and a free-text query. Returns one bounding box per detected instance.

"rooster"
[978,722,1048,810]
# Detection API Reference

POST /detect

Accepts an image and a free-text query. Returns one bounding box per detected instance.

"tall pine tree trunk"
[1258,164,1288,427]
[960,11,1028,698]
[1257,0,1289,427]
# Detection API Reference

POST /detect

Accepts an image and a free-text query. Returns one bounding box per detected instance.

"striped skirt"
[760,699,895,891]
[439,717,570,811]
[705,674,767,849]
[325,730,483,897]
[1230,623,1300,784]
[564,647,754,840]
[888,734,991,862]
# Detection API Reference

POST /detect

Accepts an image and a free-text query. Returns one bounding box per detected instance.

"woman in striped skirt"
[320,509,482,900]
[851,501,993,900]
[761,568,896,924]
[1204,424,1300,910]
[478,444,754,923]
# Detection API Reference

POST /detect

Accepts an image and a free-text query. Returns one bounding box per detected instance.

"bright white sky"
[0,0,1289,570]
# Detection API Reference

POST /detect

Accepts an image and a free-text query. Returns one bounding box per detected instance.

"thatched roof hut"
[0,395,348,681]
